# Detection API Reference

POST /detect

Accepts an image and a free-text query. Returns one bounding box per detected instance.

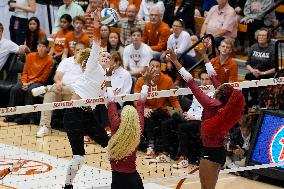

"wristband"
[205,62,217,76]
[178,67,193,82]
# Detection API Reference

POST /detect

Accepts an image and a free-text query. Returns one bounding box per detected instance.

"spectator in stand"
[123,28,153,77]
[244,28,276,111]
[0,22,30,71]
[211,38,238,84]
[35,42,85,138]
[154,70,214,165]
[25,17,46,52]
[202,0,217,16]
[241,0,277,46]
[138,0,165,22]
[8,0,36,45]
[134,58,182,159]
[228,0,246,21]
[107,32,124,58]
[62,16,90,59]
[49,14,74,64]
[228,0,246,55]
[84,0,104,41]
[245,28,276,80]
[225,114,252,169]
[161,19,196,70]
[4,39,53,124]
[142,6,171,59]
[98,25,111,49]
[118,4,145,46]
[163,0,196,34]
[200,0,238,47]
[106,51,133,104]
[52,0,84,34]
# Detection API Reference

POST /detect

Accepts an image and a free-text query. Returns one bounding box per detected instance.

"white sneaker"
[172,158,189,169]
[36,125,50,138]
[226,162,238,169]
[145,147,156,159]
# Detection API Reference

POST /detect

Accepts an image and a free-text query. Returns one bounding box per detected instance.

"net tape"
[1,77,283,116]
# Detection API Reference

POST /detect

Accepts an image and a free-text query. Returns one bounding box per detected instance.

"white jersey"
[123,43,152,71]
[71,42,106,99]
[111,67,132,95]
[167,31,196,58]
[56,56,83,86]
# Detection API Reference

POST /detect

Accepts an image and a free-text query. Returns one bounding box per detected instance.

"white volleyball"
[100,8,119,26]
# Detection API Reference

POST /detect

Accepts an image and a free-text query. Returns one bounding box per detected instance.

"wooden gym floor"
[0,117,283,189]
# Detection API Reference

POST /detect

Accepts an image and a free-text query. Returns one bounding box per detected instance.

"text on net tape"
[0,77,284,116]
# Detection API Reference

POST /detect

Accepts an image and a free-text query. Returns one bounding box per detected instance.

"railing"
[178,34,216,72]
[275,40,284,78]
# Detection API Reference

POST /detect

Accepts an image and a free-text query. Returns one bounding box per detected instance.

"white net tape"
[1,77,284,116]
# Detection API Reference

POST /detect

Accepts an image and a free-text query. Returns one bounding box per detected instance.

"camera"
[8,0,16,12]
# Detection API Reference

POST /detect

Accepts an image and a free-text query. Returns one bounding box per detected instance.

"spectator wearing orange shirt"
[49,14,74,64]
[210,38,238,84]
[5,39,53,124]
[142,6,171,59]
[134,58,182,159]
[62,16,90,59]
[26,17,46,52]
[93,24,111,49]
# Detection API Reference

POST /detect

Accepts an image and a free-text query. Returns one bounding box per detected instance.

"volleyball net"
[0,77,283,189]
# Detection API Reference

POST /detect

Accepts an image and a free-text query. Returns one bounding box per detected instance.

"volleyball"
[100,8,119,26]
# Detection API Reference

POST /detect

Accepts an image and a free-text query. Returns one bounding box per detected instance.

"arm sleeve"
[85,42,100,71]
[107,87,121,133]
[136,85,148,133]
[210,75,222,89]
[187,79,222,109]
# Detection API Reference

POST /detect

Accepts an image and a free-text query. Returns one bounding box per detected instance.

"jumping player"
[166,48,245,189]
[63,41,109,189]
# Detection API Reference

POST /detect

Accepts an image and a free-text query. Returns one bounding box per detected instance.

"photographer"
[8,0,36,45]
[225,115,252,169]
